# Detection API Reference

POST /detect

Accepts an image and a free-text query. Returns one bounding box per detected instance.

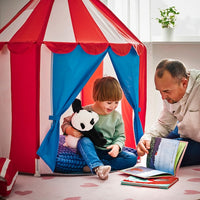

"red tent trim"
[44,42,134,56]
[44,42,78,54]
[110,43,132,56]
[80,43,109,55]
[138,47,147,129]
[8,42,35,54]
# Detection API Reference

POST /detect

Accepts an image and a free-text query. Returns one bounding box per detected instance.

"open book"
[121,137,188,179]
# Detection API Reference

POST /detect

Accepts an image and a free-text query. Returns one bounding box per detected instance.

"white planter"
[162,28,174,41]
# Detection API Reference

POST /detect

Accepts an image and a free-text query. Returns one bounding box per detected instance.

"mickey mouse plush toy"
[63,98,107,148]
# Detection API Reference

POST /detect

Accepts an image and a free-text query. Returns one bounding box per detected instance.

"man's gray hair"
[156,59,188,80]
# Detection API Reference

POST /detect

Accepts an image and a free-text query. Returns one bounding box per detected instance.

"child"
[61,76,137,180]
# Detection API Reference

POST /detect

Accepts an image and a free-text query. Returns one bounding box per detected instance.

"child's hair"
[93,76,122,101]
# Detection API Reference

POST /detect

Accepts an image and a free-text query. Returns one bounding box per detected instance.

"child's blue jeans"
[77,137,137,172]
[168,127,200,166]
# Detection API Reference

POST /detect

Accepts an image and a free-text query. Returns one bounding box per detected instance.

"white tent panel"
[44,0,76,42]
[0,10,34,41]
[0,46,12,157]
[83,0,128,44]
[38,44,53,174]
[40,44,52,144]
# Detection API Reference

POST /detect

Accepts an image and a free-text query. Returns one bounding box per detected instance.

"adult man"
[137,59,200,166]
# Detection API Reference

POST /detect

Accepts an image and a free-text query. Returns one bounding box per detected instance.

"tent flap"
[108,47,143,144]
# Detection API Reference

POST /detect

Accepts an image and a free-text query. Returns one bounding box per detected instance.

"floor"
[2,160,200,200]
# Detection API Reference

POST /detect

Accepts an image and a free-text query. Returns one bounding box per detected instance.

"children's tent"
[0,0,146,174]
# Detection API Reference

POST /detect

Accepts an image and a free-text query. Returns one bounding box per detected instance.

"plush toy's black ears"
[72,98,82,113]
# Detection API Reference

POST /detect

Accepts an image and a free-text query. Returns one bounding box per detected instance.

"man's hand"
[136,140,151,156]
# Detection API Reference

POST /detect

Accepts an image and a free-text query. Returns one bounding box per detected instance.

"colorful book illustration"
[121,137,188,179]
[121,176,179,189]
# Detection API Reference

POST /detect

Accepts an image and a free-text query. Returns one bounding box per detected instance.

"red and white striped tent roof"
[0,0,144,55]
[0,0,146,173]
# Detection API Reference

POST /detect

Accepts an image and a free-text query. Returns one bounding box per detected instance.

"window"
[101,0,200,42]
[101,0,140,38]
[151,0,200,41]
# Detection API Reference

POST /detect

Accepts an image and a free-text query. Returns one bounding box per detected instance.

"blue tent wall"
[37,45,143,171]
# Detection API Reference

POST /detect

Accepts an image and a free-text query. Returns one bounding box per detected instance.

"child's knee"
[77,137,92,146]
[127,152,138,166]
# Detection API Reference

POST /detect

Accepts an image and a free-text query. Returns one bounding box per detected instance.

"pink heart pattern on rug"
[124,198,134,200]
[193,168,200,171]
[42,176,55,180]
[80,183,98,187]
[187,178,200,182]
[184,190,200,195]
[15,190,33,195]
[64,197,81,200]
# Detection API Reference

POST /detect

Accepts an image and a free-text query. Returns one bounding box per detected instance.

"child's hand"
[106,144,120,157]
[66,126,82,138]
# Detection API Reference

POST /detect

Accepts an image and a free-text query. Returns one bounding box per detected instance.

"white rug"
[3,165,200,200]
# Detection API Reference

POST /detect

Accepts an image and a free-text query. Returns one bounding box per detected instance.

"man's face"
[155,70,188,104]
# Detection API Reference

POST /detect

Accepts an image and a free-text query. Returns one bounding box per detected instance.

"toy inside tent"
[0,0,147,174]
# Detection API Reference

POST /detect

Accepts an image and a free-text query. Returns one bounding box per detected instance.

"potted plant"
[156,6,180,28]
[156,6,180,40]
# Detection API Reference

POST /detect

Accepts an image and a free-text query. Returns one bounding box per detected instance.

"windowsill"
[143,36,200,43]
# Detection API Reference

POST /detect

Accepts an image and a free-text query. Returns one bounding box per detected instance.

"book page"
[121,137,188,178]
[174,141,188,173]
[121,166,172,178]
[147,137,180,175]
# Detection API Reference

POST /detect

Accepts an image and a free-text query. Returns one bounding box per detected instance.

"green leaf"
[156,6,179,28]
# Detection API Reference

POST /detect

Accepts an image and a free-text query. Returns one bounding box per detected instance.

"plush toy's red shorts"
[0,158,18,196]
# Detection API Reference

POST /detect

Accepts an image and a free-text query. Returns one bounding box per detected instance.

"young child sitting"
[61,76,137,180]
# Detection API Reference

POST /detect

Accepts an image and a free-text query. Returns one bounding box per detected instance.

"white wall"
[144,42,200,131]
[0,0,29,28]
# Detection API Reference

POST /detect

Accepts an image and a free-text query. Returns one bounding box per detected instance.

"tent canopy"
[0,0,144,55]
[0,0,146,173]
